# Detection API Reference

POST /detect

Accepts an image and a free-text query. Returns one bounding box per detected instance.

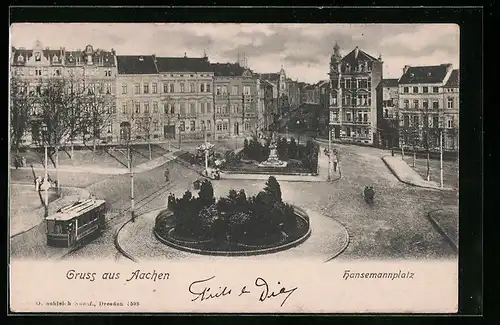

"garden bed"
[153,177,312,256]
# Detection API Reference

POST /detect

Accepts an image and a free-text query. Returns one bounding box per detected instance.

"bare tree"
[80,81,115,154]
[9,75,33,157]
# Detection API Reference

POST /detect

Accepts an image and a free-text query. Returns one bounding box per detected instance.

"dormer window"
[34,52,41,62]
[427,72,432,77]
[138,56,144,62]
[410,73,415,77]
[53,55,59,63]
[17,55,24,63]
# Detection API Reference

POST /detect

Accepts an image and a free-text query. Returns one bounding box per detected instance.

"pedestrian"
[332,152,338,172]
[164,168,170,182]
[21,156,27,167]
[14,156,20,169]
[35,176,41,192]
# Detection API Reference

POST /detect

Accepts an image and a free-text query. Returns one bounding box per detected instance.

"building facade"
[378,78,400,148]
[154,56,214,141]
[115,55,161,142]
[329,44,383,146]
[397,64,458,151]
[211,63,258,138]
[11,41,117,145]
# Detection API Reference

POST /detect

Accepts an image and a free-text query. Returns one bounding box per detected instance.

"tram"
[46,198,107,248]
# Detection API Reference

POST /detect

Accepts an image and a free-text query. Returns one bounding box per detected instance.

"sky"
[10,23,459,84]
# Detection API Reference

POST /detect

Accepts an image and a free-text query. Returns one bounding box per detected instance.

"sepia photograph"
[9,21,461,313]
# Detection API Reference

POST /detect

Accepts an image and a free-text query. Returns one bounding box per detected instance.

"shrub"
[198,179,215,208]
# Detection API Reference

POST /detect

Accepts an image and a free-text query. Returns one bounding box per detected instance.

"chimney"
[354,46,359,59]
[403,65,411,75]
[184,52,187,58]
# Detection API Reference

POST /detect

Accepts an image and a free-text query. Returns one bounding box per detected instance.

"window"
[36,86,41,96]
[403,87,409,93]
[403,115,410,127]
[107,122,113,133]
[222,86,227,94]
[180,103,186,115]
[448,119,454,128]
[433,87,439,93]
[190,83,195,93]
[170,84,175,93]
[423,100,429,109]
[200,84,205,92]
[153,102,158,113]
[206,102,212,113]
[413,100,419,109]
[432,101,439,109]
[180,83,185,93]
[163,83,168,93]
[122,103,127,114]
[413,115,419,127]
[171,104,175,114]
[223,123,228,131]
[143,83,149,94]
[180,121,185,132]
[206,120,211,130]
[135,84,140,94]
[121,84,127,94]
[357,113,363,122]
[144,102,149,113]
[244,86,251,95]
[363,113,368,122]
[200,102,205,114]
[447,97,454,109]
[207,84,211,92]
[340,79,345,89]
[232,86,238,95]
[423,86,428,93]
[136,121,142,132]
[163,104,168,114]
[413,86,418,93]
[190,103,196,115]
[423,116,429,128]
[55,69,61,76]
[346,112,352,122]
[433,116,439,128]
[135,102,141,113]
[216,86,221,96]
[190,121,195,131]
[152,83,157,94]
[35,69,42,76]
[346,79,351,89]
[217,123,223,131]
[153,121,159,131]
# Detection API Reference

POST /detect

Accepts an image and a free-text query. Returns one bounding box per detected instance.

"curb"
[426,209,458,253]
[153,208,312,257]
[114,217,139,263]
[381,156,454,191]
[324,218,350,262]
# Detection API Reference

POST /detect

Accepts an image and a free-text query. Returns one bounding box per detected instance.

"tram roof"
[46,199,106,221]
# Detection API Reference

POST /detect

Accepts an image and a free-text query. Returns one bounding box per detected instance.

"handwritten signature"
[188,276,298,307]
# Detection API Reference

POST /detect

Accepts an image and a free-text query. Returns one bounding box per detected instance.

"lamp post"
[42,125,49,211]
[177,114,181,150]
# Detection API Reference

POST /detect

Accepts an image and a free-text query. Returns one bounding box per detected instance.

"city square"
[9,23,459,263]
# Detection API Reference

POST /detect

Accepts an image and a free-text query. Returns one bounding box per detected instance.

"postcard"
[9,22,460,313]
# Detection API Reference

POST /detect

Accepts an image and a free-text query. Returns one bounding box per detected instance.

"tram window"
[47,220,55,233]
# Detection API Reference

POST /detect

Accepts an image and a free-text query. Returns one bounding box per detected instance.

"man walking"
[332,150,338,172]
[164,167,170,182]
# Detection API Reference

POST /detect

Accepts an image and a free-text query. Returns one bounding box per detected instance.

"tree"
[198,179,215,208]
[10,76,33,156]
[264,176,282,203]
[80,81,115,153]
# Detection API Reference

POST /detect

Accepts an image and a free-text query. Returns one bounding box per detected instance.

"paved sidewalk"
[426,207,458,252]
[221,145,340,182]
[382,156,454,191]
[116,208,349,263]
[9,149,180,175]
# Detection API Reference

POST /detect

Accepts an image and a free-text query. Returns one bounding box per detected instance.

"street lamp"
[41,124,49,212]
[177,113,182,150]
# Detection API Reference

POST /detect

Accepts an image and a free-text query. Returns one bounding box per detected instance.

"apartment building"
[115,55,161,142]
[211,63,258,138]
[397,64,458,151]
[329,44,383,145]
[154,55,214,140]
[378,78,400,148]
[10,41,117,145]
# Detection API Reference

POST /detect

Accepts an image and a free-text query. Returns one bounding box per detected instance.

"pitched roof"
[258,73,280,81]
[210,62,250,76]
[399,64,452,85]
[155,57,212,73]
[381,79,399,88]
[116,55,157,74]
[341,47,379,65]
[444,69,459,87]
